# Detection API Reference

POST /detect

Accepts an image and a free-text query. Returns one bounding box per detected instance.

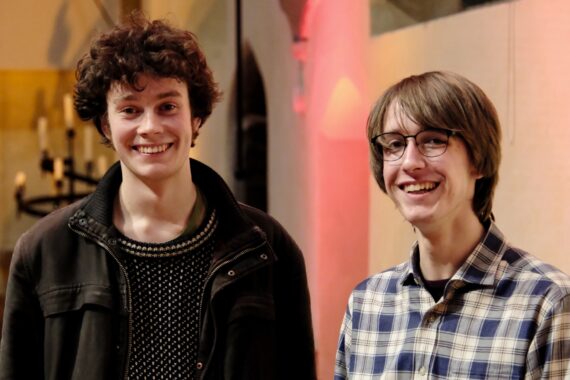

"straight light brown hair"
[367,71,501,223]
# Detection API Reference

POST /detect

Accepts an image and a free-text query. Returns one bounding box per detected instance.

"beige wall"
[368,0,570,275]
[239,0,312,254]
[0,1,118,70]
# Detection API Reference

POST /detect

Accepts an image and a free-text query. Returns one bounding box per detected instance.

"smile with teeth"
[135,143,171,154]
[402,182,438,193]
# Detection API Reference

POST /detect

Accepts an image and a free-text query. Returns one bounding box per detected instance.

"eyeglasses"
[371,128,456,162]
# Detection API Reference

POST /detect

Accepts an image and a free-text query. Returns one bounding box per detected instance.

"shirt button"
[260,253,268,260]
[227,270,236,277]
[196,362,203,370]
[419,366,426,376]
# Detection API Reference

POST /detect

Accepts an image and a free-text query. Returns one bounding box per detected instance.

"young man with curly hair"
[0,14,315,380]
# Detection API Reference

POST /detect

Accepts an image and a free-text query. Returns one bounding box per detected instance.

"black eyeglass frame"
[370,128,458,162]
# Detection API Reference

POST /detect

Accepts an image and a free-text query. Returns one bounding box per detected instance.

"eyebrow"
[156,90,183,100]
[111,90,183,104]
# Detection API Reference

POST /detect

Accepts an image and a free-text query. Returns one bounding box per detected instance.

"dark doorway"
[234,44,268,211]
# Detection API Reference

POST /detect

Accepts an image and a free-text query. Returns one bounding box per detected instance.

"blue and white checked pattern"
[335,223,570,379]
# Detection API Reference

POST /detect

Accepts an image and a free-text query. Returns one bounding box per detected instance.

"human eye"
[375,134,405,161]
[118,106,141,118]
[159,102,178,113]
[418,129,448,147]
[379,133,405,151]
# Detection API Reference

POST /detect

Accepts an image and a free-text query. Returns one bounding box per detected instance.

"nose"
[400,138,426,171]
[138,111,163,135]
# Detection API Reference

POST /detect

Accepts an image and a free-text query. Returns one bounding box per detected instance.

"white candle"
[38,117,48,152]
[84,126,94,162]
[53,157,64,181]
[15,171,26,189]
[97,155,108,177]
[63,93,74,130]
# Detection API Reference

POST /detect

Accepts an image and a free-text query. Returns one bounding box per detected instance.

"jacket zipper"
[197,240,268,378]
[69,224,133,380]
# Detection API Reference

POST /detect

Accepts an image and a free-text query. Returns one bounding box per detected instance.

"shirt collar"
[401,221,507,288]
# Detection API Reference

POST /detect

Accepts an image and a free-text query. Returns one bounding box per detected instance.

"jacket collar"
[70,158,265,254]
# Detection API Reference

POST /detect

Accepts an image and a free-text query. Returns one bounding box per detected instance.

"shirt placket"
[413,289,443,379]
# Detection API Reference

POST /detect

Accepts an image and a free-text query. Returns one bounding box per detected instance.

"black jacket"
[0,159,316,379]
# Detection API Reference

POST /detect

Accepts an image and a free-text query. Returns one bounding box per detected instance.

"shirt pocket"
[38,284,116,317]
[37,285,119,380]
[447,359,523,379]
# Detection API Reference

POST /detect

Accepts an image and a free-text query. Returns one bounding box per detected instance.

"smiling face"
[103,74,200,185]
[382,101,482,232]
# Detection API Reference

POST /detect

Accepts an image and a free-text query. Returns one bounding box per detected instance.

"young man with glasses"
[0,14,316,380]
[335,71,570,379]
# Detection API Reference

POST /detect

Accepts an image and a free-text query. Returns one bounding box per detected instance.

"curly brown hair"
[74,12,222,145]
[367,71,502,223]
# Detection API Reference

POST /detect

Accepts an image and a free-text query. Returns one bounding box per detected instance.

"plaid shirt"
[335,222,570,379]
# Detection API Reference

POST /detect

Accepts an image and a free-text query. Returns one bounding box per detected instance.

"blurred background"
[1,0,570,378]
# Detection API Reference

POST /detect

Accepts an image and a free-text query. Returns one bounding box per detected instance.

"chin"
[399,208,437,226]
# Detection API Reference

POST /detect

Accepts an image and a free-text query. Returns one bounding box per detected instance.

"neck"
[114,162,197,243]
[415,213,485,281]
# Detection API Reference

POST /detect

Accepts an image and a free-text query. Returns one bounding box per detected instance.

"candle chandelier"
[14,94,107,218]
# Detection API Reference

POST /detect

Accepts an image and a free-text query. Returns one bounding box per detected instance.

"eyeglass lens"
[375,129,451,161]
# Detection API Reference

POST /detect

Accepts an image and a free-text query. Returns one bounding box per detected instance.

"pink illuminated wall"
[302,1,370,378]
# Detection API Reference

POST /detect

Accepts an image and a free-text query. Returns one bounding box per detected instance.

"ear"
[101,114,115,149]
[191,117,202,147]
[101,116,113,143]
[191,117,202,134]
[471,166,484,180]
